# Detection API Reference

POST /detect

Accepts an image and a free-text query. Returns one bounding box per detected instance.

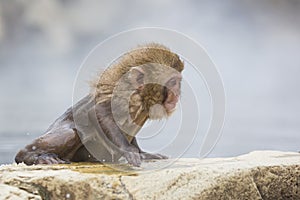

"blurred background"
[0,0,300,164]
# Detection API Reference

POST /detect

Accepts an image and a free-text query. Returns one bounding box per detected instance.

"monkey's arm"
[88,101,142,167]
[15,127,82,165]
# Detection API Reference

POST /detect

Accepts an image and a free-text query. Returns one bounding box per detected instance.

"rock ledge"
[0,151,299,200]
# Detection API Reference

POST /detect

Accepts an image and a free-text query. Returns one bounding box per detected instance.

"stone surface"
[0,151,299,200]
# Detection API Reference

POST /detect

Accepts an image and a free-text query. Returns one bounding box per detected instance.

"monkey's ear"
[129,67,144,89]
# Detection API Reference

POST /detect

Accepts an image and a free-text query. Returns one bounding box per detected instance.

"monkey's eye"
[136,73,144,84]
[168,78,177,87]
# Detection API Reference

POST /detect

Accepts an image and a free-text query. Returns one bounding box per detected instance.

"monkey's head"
[92,43,184,124]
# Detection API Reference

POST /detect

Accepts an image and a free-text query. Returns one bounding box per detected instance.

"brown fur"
[91,43,184,104]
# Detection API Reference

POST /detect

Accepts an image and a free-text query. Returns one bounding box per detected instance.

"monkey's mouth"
[164,97,178,111]
[164,102,177,112]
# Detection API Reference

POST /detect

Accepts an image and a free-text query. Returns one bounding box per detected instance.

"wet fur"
[15,43,184,166]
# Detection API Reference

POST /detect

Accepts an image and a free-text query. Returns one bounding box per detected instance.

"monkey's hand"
[35,153,70,164]
[140,152,168,160]
[122,145,141,167]
[17,150,70,165]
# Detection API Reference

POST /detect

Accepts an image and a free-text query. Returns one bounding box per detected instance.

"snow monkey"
[15,43,184,167]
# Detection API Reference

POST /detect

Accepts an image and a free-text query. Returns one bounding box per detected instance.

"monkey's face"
[128,64,182,120]
[162,74,182,114]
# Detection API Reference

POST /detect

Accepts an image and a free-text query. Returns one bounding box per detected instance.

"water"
[0,133,38,164]
[2,120,299,165]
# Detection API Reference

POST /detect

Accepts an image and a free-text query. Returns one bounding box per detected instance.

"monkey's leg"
[131,137,168,160]
[15,128,82,165]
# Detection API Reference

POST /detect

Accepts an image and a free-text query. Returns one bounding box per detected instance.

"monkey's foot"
[35,153,70,165]
[140,152,168,160]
